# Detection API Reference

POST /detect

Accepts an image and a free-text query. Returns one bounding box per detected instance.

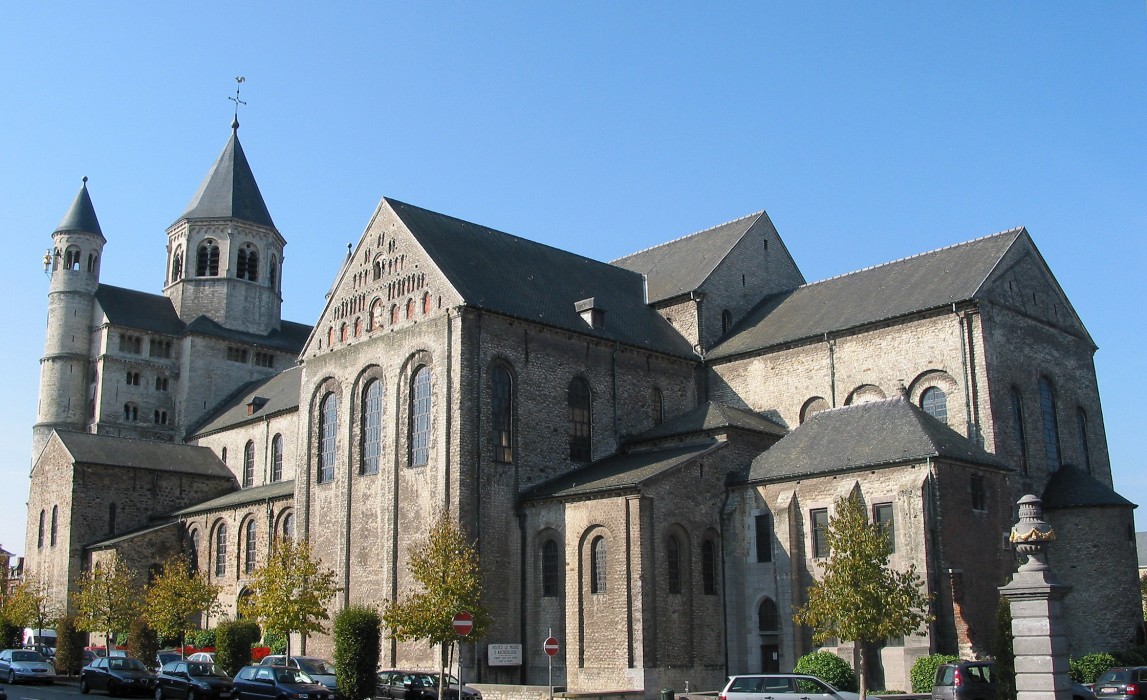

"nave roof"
[55,430,234,479]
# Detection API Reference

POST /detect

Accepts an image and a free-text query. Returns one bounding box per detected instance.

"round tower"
[33,178,105,460]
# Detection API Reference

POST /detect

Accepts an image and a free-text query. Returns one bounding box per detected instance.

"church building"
[23,121,1140,695]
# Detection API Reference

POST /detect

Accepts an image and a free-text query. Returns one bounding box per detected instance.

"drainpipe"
[954,304,974,442]
[826,333,837,407]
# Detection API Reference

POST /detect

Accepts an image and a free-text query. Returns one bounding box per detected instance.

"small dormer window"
[575,298,605,329]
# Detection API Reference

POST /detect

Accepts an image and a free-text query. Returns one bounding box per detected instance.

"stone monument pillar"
[999,495,1072,700]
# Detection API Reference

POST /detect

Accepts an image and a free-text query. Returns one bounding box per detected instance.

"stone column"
[999,495,1072,700]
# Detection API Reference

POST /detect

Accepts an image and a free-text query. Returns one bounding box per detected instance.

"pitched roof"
[171,480,294,516]
[709,228,1025,359]
[522,441,724,501]
[183,316,312,353]
[1041,464,1136,510]
[87,521,181,550]
[188,366,302,436]
[631,401,787,443]
[387,198,696,358]
[55,178,105,239]
[178,126,275,229]
[611,212,766,303]
[743,398,1006,483]
[56,431,234,479]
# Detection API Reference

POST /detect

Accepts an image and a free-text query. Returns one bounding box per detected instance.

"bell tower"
[34,178,105,459]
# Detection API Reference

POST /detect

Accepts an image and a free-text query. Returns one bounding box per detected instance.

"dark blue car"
[231,665,331,700]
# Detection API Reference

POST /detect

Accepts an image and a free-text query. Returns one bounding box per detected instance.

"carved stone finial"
[1010,494,1056,571]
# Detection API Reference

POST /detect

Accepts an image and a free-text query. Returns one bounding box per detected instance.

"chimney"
[246,396,269,415]
[575,297,605,329]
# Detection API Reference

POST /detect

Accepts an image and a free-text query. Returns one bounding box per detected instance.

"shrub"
[187,628,216,649]
[214,619,261,676]
[993,598,1016,700]
[1071,653,1117,684]
[0,621,21,651]
[910,654,959,694]
[126,618,160,668]
[263,629,287,655]
[795,651,857,692]
[55,615,86,676]
[334,605,381,700]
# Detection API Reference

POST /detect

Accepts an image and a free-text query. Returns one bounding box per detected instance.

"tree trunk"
[858,644,869,700]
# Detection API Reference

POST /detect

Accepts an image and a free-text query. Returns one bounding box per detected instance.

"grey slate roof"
[188,366,303,436]
[88,521,181,550]
[612,212,766,303]
[387,198,697,359]
[1041,464,1136,510]
[172,480,295,516]
[709,229,1025,359]
[56,179,105,239]
[57,431,234,479]
[743,398,1006,483]
[632,401,787,443]
[183,316,312,353]
[522,441,724,502]
[178,126,276,229]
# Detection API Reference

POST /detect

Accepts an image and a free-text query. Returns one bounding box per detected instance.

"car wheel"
[188,689,197,700]
[108,680,119,697]
[81,677,91,694]
[156,687,165,700]
[6,671,13,685]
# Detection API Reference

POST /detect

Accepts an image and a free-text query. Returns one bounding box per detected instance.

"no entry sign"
[452,611,474,636]
[544,637,560,656]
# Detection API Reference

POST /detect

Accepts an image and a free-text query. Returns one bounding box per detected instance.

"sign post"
[453,612,473,700]
[544,631,560,700]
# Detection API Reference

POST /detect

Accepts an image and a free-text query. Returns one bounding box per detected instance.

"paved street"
[1,681,86,700]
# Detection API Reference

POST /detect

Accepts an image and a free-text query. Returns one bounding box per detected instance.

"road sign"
[452,611,474,636]
[544,636,559,656]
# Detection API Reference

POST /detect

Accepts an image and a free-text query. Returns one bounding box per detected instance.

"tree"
[382,511,490,687]
[334,605,381,700]
[793,493,930,700]
[145,555,223,655]
[240,538,339,659]
[73,553,143,650]
[3,575,62,639]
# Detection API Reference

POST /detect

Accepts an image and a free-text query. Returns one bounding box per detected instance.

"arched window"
[369,300,383,331]
[568,378,592,462]
[354,318,362,338]
[721,309,732,335]
[406,298,415,320]
[652,388,663,425]
[758,598,779,631]
[244,520,257,574]
[196,240,220,276]
[591,536,607,594]
[87,252,98,273]
[542,539,561,597]
[37,510,44,549]
[50,506,58,547]
[64,246,81,270]
[801,397,829,424]
[214,524,227,577]
[701,539,717,595]
[243,440,256,487]
[372,260,382,281]
[108,503,117,536]
[1039,376,1061,472]
[123,403,139,421]
[1011,388,1028,474]
[1077,407,1091,474]
[269,256,278,290]
[340,323,348,342]
[189,530,200,572]
[171,247,183,282]
[920,387,948,424]
[491,366,513,463]
[282,513,295,541]
[666,534,682,594]
[410,367,432,467]
[318,393,338,483]
[362,379,383,475]
[236,244,259,281]
[422,292,432,315]
[271,434,284,482]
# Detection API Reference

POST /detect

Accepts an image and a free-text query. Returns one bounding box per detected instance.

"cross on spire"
[229,76,247,129]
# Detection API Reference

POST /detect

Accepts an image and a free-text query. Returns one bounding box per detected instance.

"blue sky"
[1,3,1144,557]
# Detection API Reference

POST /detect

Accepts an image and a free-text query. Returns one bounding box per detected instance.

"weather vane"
[229,76,247,122]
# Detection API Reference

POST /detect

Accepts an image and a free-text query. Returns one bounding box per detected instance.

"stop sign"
[452,611,474,636]
[544,637,559,656]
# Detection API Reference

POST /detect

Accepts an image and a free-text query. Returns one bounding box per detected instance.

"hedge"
[334,605,381,700]
[794,651,857,692]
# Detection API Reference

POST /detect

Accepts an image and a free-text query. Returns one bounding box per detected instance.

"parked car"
[156,660,233,700]
[430,673,483,700]
[0,648,57,684]
[187,654,216,664]
[1094,667,1147,700]
[80,656,158,696]
[231,665,331,700]
[257,656,336,692]
[156,651,184,672]
[719,674,859,700]
[376,670,439,700]
[933,660,1096,700]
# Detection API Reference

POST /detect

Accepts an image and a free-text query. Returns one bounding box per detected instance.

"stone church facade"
[22,122,1140,695]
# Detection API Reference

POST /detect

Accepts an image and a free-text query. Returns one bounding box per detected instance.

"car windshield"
[188,663,228,678]
[297,659,335,675]
[109,659,147,671]
[434,674,462,686]
[276,669,315,684]
[1099,671,1132,684]
[406,674,436,687]
[12,651,46,662]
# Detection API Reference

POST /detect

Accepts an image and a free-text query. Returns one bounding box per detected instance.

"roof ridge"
[796,227,1025,290]
[611,210,763,262]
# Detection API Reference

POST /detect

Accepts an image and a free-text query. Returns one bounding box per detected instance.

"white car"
[719,675,859,700]
[187,652,216,663]
[0,648,56,684]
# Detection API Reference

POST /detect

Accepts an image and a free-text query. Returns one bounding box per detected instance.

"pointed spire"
[55,177,105,240]
[179,127,276,229]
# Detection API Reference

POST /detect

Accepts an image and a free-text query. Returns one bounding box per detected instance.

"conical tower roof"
[55,177,105,240]
[178,121,275,229]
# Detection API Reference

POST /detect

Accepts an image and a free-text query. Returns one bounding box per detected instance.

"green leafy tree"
[3,575,62,637]
[240,538,339,659]
[55,615,85,676]
[144,555,223,655]
[73,553,143,651]
[334,605,381,700]
[794,493,931,700]
[382,512,491,648]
